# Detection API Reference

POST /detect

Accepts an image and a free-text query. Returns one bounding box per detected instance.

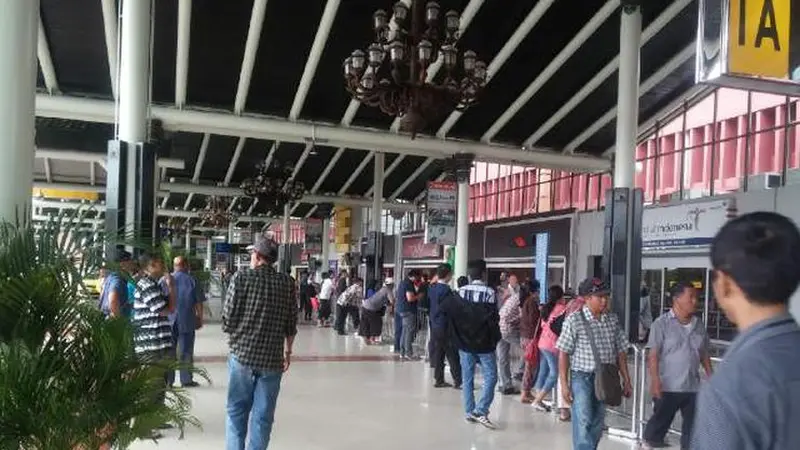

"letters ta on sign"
[696,0,800,95]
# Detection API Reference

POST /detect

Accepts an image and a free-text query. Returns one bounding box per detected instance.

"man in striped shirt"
[132,252,175,435]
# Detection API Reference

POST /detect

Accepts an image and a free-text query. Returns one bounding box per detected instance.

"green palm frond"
[0,211,206,450]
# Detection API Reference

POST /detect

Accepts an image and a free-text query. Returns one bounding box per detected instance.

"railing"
[380,309,431,357]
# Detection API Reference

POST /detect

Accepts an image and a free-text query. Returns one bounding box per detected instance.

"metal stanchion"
[607,345,643,443]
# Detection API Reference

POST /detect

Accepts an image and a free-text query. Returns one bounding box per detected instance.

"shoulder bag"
[578,312,623,407]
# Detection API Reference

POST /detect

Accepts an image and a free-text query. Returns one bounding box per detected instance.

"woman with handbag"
[531,285,568,412]
[518,279,541,404]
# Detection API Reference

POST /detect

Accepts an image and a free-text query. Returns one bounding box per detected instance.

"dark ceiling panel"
[165,132,204,180]
[200,135,239,182]
[291,203,314,218]
[246,0,326,116]
[186,0,254,108]
[537,4,698,153]
[345,153,399,196]
[294,145,338,189]
[41,0,111,97]
[301,0,383,124]
[272,141,308,168]
[152,0,178,104]
[231,138,275,184]
[164,193,189,210]
[396,160,444,201]
[35,118,114,153]
[448,0,614,141]
[383,155,426,198]
[318,149,369,193]
[37,66,45,89]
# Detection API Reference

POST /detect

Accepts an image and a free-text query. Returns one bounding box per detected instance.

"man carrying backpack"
[442,259,501,429]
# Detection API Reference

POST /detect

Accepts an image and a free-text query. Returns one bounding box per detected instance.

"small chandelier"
[344,1,487,138]
[164,216,188,234]
[240,160,305,216]
[199,196,236,228]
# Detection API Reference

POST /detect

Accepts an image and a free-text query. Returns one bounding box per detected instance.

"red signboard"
[402,235,442,259]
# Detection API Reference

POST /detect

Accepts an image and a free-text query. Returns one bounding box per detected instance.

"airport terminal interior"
[2,0,800,449]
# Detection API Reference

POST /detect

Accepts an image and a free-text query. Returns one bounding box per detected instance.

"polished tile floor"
[131,324,661,450]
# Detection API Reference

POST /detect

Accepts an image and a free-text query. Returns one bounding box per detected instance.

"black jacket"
[441,290,501,354]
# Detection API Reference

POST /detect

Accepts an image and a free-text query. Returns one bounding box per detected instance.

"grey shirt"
[646,310,709,392]
[691,313,800,450]
[362,286,394,311]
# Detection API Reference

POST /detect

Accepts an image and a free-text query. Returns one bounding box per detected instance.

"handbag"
[550,312,566,336]
[524,319,542,363]
[578,312,623,407]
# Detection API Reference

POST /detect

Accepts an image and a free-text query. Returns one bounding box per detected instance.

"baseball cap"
[384,277,394,285]
[579,277,610,296]
[114,249,133,263]
[249,237,279,260]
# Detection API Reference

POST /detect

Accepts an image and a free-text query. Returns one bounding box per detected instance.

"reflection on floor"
[132,324,673,450]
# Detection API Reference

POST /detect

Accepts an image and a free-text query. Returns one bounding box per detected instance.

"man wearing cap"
[556,278,632,450]
[98,250,137,319]
[223,237,297,450]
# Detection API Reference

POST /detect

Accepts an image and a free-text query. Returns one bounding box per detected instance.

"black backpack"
[442,290,501,354]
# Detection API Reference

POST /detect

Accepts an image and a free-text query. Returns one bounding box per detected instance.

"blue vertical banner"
[535,232,550,304]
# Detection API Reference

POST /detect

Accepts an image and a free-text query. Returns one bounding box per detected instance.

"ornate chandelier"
[240,160,305,216]
[343,1,487,138]
[164,216,189,235]
[199,196,236,228]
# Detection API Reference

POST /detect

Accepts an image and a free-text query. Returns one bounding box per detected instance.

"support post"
[365,153,385,293]
[205,237,213,270]
[0,0,37,224]
[278,203,291,273]
[321,216,331,275]
[451,154,474,279]
[185,229,192,253]
[614,1,642,189]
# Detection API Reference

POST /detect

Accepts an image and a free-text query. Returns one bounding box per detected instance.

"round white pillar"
[614,4,642,189]
[454,180,470,279]
[371,152,385,232]
[321,216,331,274]
[205,238,213,270]
[0,0,37,224]
[118,0,152,143]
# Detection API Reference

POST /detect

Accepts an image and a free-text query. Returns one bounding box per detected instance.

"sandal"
[558,410,571,422]
[520,394,534,404]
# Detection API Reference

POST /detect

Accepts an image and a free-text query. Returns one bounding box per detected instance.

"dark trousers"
[394,311,403,353]
[431,326,461,385]
[334,304,360,334]
[643,392,697,449]
[301,296,313,320]
[318,299,332,321]
[167,322,195,386]
[139,348,172,407]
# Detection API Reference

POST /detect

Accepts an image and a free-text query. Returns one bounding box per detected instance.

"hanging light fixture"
[199,196,237,228]
[344,1,487,138]
[240,160,305,216]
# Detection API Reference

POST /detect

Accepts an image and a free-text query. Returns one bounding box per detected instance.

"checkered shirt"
[223,264,298,372]
[556,306,628,373]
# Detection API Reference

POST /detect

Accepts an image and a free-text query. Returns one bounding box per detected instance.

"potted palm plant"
[0,215,203,449]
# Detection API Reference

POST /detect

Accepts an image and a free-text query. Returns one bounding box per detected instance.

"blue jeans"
[534,348,558,393]
[400,312,416,357]
[226,355,283,450]
[394,311,403,354]
[571,371,604,450]
[167,323,195,385]
[459,350,498,417]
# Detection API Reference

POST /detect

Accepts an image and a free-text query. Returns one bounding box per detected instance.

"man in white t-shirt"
[318,271,335,327]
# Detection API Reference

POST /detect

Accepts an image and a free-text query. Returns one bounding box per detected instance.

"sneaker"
[453,384,462,390]
[533,402,552,413]
[473,414,497,430]
[434,381,453,388]
[182,381,200,388]
[500,386,520,396]
[465,413,478,423]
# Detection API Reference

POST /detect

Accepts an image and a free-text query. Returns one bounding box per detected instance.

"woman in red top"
[518,280,541,403]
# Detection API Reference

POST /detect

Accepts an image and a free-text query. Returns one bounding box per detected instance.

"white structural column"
[371,152,385,232]
[321,217,331,272]
[118,0,153,233]
[185,229,192,251]
[614,3,642,189]
[0,0,37,223]
[205,238,213,270]
[453,155,474,279]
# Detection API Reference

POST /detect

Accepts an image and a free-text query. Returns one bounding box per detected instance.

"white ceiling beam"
[436,0,557,138]
[224,137,247,185]
[304,205,317,219]
[566,43,694,153]
[289,0,341,120]
[524,0,691,148]
[292,146,345,215]
[44,158,52,183]
[36,95,611,172]
[482,0,619,142]
[264,141,279,168]
[234,0,269,114]
[389,157,434,200]
[35,148,184,169]
[290,143,314,180]
[227,197,239,212]
[175,0,192,108]
[246,198,259,215]
[365,155,404,196]
[100,0,119,98]
[89,162,95,186]
[184,133,211,210]
[338,152,374,195]
[37,15,59,94]
[389,0,485,132]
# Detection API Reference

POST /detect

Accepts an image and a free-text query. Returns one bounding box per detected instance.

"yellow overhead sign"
[728,0,792,79]
[32,188,99,202]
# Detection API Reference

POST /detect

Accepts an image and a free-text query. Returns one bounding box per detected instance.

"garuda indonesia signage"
[697,0,800,94]
[642,199,735,249]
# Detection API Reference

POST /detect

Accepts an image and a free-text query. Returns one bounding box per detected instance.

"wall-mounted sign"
[305,218,324,253]
[425,181,458,246]
[642,198,734,249]
[402,235,442,259]
[696,0,800,95]
[535,232,550,304]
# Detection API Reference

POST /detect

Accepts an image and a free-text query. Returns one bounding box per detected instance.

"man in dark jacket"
[428,263,461,389]
[442,259,500,429]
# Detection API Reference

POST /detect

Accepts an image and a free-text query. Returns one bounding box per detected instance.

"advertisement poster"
[534,232,550,304]
[304,218,324,253]
[425,181,457,246]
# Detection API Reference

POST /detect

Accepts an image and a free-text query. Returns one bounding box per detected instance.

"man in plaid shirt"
[223,237,297,450]
[556,278,632,450]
